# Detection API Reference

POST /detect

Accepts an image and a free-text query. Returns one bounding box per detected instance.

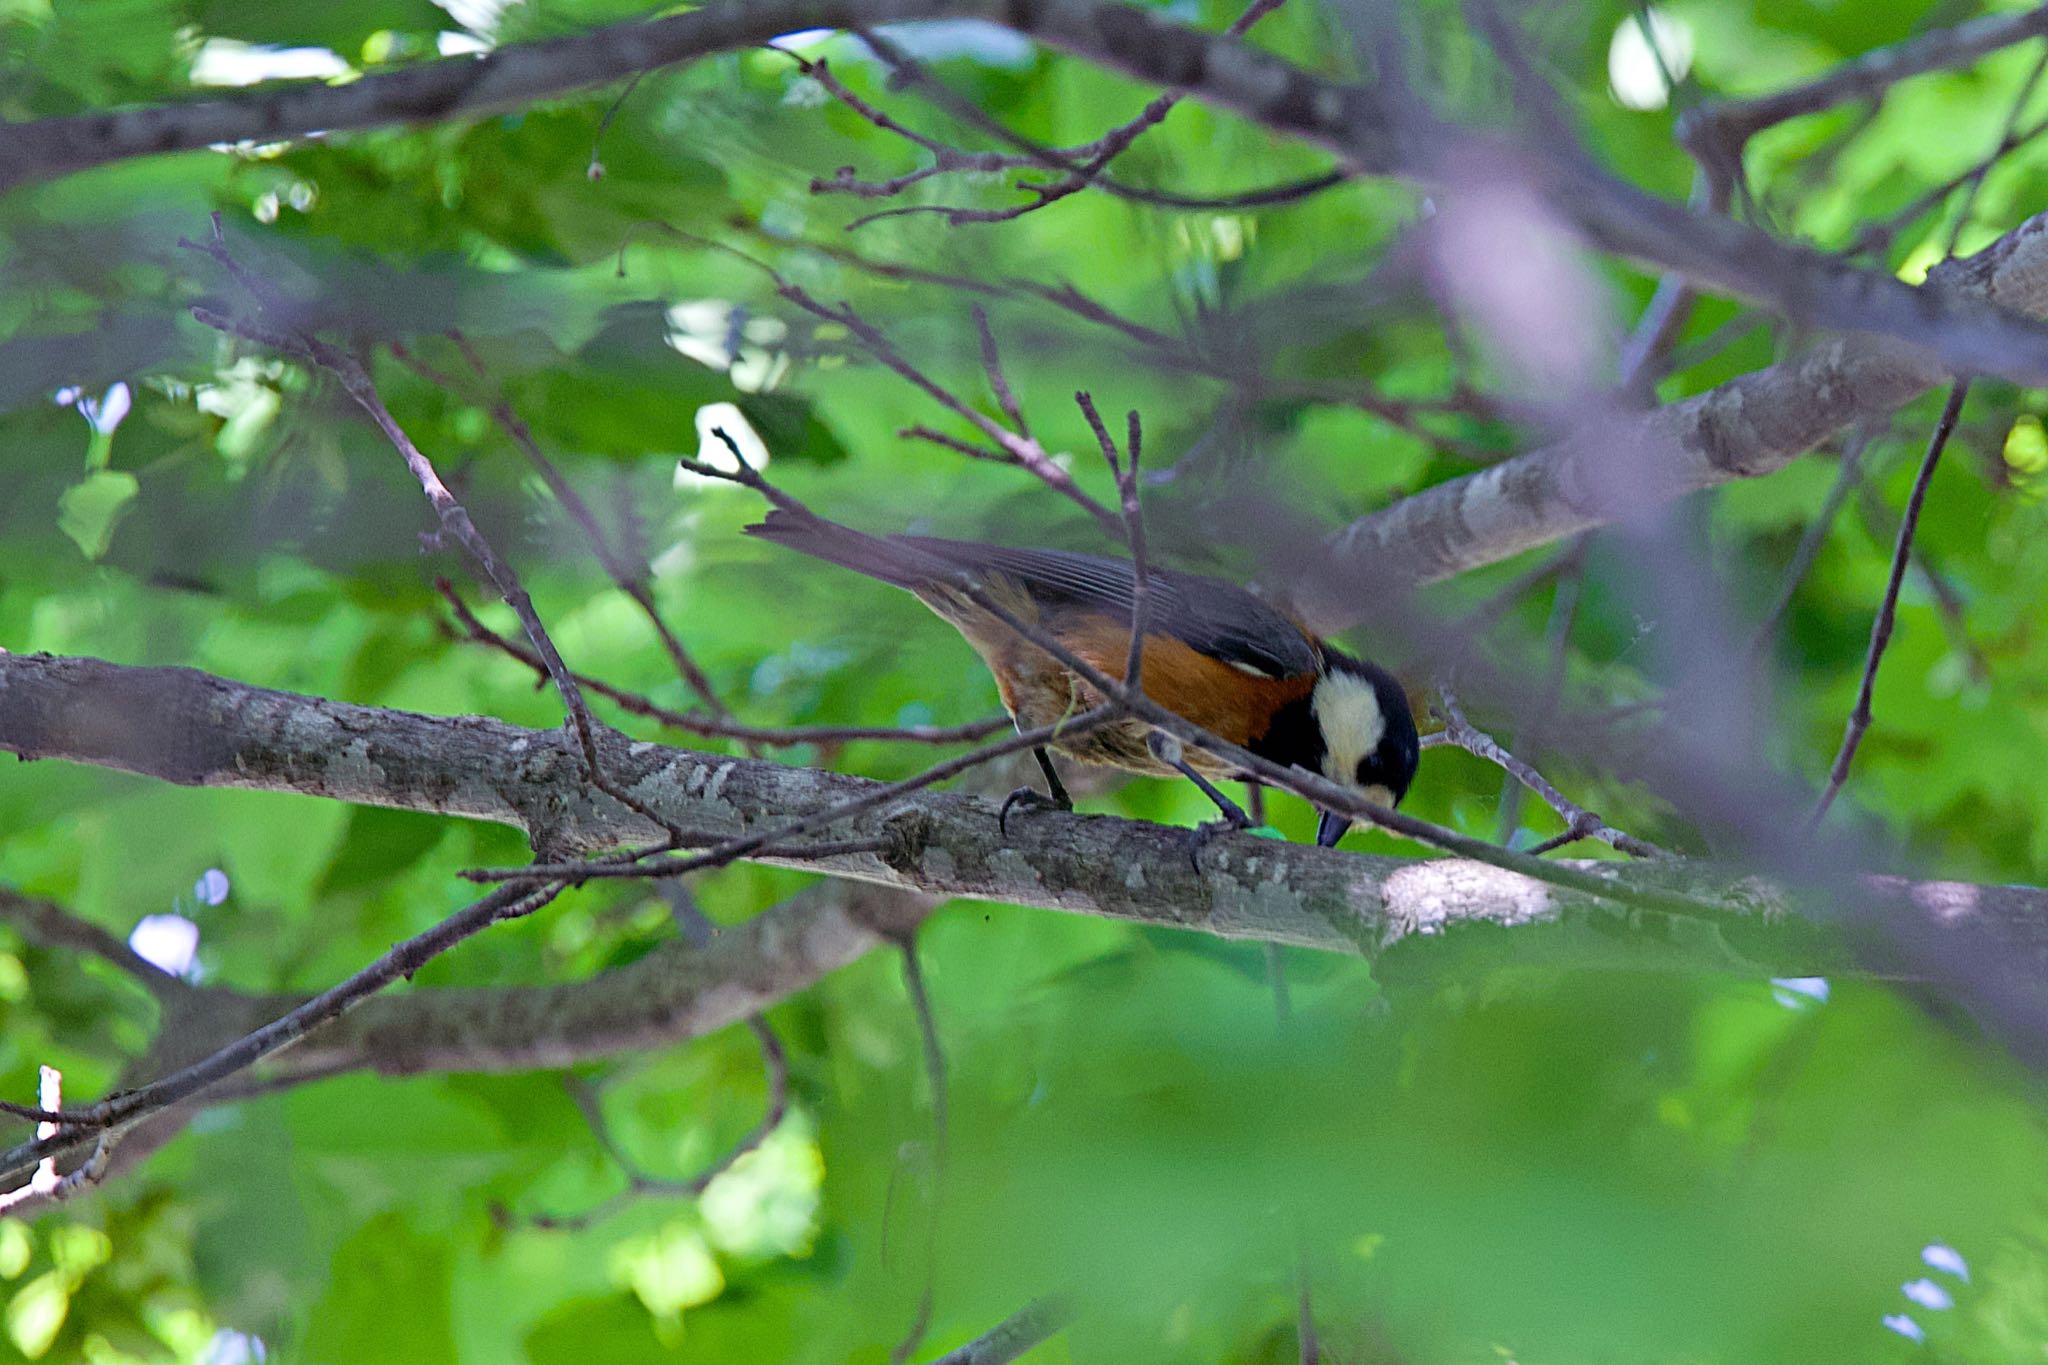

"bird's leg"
[1147,730,1252,825]
[1146,731,1253,870]
[998,746,1074,835]
[1034,747,1073,806]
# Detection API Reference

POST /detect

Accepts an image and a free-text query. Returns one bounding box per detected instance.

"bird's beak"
[1316,810,1351,848]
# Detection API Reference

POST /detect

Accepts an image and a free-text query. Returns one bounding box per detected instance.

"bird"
[746,506,1420,849]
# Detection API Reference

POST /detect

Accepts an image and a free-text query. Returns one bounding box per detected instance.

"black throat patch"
[1247,692,1327,778]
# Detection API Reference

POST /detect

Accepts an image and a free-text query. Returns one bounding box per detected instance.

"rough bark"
[1313,211,2048,609]
[8,651,2048,989]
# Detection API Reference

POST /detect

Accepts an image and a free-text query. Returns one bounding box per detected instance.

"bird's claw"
[1181,810,1254,872]
[998,786,1071,836]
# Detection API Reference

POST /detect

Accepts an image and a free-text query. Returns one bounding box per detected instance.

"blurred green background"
[3,0,2048,1360]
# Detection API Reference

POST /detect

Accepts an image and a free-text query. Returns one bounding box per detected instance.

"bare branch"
[186,222,680,839]
[899,939,949,1170]
[771,282,1126,538]
[1853,484,1993,689]
[1075,393,1151,689]
[436,579,1010,747]
[1316,210,2048,611]
[1,649,1934,968]
[1429,685,1670,860]
[655,224,1127,538]
[1845,109,2048,260]
[973,306,1030,438]
[0,881,561,1179]
[395,335,737,729]
[731,225,1500,460]
[889,934,951,1365]
[1810,381,1970,826]
[1680,8,2048,153]
[796,0,1338,225]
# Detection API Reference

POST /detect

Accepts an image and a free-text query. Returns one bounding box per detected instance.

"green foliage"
[2,0,2048,1361]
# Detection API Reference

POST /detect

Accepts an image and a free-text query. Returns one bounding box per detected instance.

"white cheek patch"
[1312,672,1386,785]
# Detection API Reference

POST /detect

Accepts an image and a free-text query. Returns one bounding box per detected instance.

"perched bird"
[747,507,1420,848]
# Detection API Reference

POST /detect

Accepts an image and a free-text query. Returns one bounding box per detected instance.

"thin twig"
[586,70,648,180]
[1941,45,2048,258]
[1492,552,1584,844]
[1433,684,1670,859]
[437,581,1009,747]
[1076,393,1150,690]
[1810,380,1970,826]
[395,334,740,733]
[890,934,949,1365]
[900,937,948,1172]
[652,223,1126,539]
[791,0,1336,227]
[721,218,1502,461]
[1843,108,2048,260]
[0,881,560,1180]
[1456,541,1582,636]
[973,305,1030,437]
[1296,1248,1320,1365]
[777,282,1124,537]
[183,217,680,839]
[525,1015,790,1231]
[1853,482,1994,688]
[1683,8,2048,151]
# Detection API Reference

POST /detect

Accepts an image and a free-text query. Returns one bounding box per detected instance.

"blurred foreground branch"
[10,0,2048,388]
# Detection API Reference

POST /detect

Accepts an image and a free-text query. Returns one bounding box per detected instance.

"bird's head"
[1308,651,1420,847]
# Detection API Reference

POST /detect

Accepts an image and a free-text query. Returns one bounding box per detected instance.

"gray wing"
[897,537,1320,679]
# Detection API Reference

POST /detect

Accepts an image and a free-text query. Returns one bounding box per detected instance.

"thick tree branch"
[0,876,928,1197]
[8,651,2048,983]
[0,887,188,1001]
[1314,210,2048,609]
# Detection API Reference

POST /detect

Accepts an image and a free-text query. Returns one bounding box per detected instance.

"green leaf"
[194,0,448,52]
[4,1271,69,1360]
[315,806,448,898]
[55,469,138,560]
[301,1213,455,1365]
[739,393,850,467]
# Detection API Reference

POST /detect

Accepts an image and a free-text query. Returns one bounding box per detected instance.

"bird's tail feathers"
[743,508,945,590]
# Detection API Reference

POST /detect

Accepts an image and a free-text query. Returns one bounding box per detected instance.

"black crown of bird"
[745,505,1421,850]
